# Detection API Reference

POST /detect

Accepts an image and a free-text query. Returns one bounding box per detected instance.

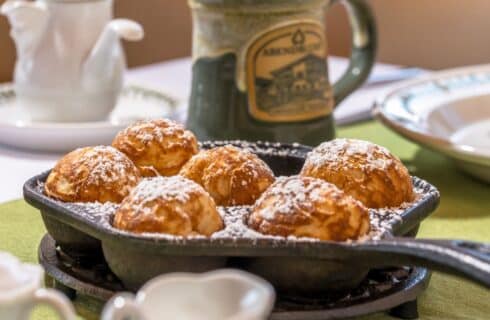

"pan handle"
[354,238,490,288]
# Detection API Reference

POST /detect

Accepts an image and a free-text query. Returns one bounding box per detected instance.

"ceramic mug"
[101,269,275,320]
[0,252,76,320]
[187,0,376,146]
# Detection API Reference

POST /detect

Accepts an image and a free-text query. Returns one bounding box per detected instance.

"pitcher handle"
[329,0,377,106]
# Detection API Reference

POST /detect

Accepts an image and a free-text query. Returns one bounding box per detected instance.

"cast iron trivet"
[39,234,431,320]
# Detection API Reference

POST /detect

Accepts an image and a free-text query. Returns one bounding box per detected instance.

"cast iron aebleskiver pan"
[23,141,490,293]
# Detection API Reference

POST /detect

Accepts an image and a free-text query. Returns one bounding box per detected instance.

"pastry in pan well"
[113,176,224,236]
[301,139,414,208]
[45,146,141,203]
[179,145,275,206]
[112,119,199,177]
[248,176,370,241]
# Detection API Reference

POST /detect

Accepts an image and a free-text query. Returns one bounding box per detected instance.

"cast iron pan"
[23,141,490,293]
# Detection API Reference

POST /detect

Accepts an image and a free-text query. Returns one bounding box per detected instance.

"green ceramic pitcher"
[187,0,376,146]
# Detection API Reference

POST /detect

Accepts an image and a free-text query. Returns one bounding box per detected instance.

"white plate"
[0,83,180,152]
[373,64,490,183]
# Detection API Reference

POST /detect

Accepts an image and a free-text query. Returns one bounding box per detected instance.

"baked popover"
[179,145,275,206]
[113,176,224,236]
[45,146,141,203]
[248,176,370,241]
[301,139,414,208]
[112,119,198,177]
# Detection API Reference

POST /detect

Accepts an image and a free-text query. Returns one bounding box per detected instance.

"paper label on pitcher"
[246,21,333,123]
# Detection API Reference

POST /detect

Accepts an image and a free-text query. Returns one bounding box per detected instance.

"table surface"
[0,57,489,319]
[1,121,488,320]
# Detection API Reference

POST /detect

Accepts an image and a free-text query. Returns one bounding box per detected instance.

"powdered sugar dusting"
[65,201,118,227]
[130,176,202,204]
[74,146,138,185]
[121,119,185,144]
[255,176,321,220]
[200,140,309,158]
[305,139,395,171]
[220,145,275,179]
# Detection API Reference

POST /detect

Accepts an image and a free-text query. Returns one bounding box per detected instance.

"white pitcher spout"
[82,18,144,90]
[1,0,48,59]
[107,18,144,42]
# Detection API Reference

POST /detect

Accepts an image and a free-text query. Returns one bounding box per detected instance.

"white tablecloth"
[0,57,418,203]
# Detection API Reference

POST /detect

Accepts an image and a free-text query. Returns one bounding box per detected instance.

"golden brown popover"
[45,146,141,203]
[113,176,224,236]
[179,145,275,206]
[112,119,199,177]
[247,176,370,241]
[301,139,414,208]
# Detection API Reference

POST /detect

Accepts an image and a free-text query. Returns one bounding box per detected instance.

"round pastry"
[301,138,414,208]
[113,176,224,236]
[179,145,275,206]
[247,176,370,241]
[45,146,141,203]
[112,119,199,177]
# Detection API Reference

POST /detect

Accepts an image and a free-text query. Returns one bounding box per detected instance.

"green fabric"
[0,121,488,319]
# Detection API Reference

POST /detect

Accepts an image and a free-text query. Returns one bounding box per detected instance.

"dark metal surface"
[40,211,102,260]
[39,234,429,320]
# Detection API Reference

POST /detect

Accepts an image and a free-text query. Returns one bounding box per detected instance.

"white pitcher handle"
[32,288,76,320]
[101,292,147,320]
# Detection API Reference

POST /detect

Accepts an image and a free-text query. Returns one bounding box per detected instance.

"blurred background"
[2,0,490,82]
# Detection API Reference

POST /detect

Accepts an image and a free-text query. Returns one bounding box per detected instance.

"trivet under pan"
[39,234,431,320]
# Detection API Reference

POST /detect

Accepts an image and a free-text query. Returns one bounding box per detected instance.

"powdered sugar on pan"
[65,202,118,227]
[213,206,263,239]
[365,185,430,240]
[200,140,310,158]
[39,180,433,242]
[36,147,439,244]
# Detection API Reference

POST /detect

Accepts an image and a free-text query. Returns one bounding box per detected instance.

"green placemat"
[0,121,488,319]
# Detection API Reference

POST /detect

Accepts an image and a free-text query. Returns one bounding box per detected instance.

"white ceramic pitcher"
[0,252,76,320]
[0,0,144,122]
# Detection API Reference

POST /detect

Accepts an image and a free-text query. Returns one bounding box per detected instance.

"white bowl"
[374,64,490,183]
[101,269,275,320]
